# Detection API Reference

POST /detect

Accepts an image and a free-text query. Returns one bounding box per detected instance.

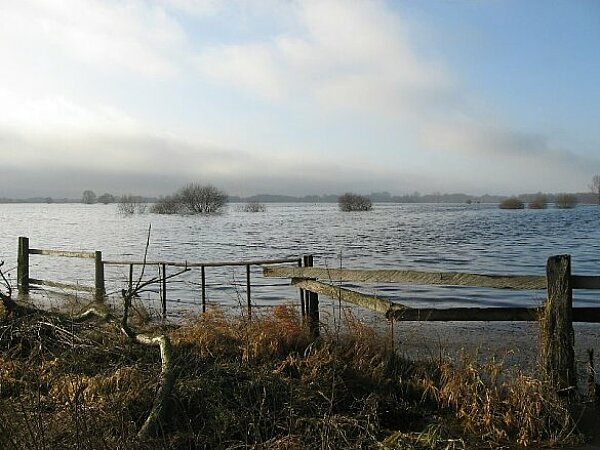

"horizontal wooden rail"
[266,266,547,289]
[571,275,600,289]
[295,279,600,323]
[29,248,96,259]
[29,278,96,293]
[388,307,600,323]
[103,257,300,268]
[387,307,540,322]
[293,279,394,313]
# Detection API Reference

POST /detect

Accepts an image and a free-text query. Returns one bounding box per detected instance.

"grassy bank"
[0,302,593,449]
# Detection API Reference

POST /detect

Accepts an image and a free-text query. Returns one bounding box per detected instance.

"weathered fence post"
[246,264,252,318]
[201,265,206,313]
[542,255,576,390]
[128,264,134,294]
[161,263,167,319]
[303,255,319,338]
[94,251,105,300]
[298,258,305,318]
[17,236,30,293]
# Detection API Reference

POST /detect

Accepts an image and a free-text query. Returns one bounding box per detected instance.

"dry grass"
[0,305,592,449]
[422,353,578,447]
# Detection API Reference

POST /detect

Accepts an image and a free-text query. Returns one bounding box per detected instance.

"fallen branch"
[121,292,175,438]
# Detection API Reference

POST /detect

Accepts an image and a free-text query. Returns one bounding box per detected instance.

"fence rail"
[265,264,600,322]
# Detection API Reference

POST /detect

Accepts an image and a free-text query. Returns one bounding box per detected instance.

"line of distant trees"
[6,175,600,207]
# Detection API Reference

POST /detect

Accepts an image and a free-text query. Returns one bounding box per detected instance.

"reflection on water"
[0,203,598,312]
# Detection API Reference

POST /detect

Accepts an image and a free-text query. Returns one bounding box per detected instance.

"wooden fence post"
[201,265,206,313]
[298,258,305,318]
[303,255,319,338]
[128,264,133,294]
[161,263,167,319]
[17,237,30,293]
[246,264,252,318]
[542,255,576,390]
[94,251,105,300]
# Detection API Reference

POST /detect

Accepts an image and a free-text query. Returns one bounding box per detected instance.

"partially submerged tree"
[528,194,548,209]
[150,195,182,214]
[590,175,600,205]
[98,193,115,204]
[177,183,228,214]
[555,193,578,209]
[242,201,266,212]
[82,190,97,204]
[118,194,146,215]
[150,184,228,215]
[338,193,372,212]
[499,197,524,209]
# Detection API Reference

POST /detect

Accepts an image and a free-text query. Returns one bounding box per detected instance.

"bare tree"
[338,193,372,211]
[177,183,228,214]
[499,197,524,209]
[590,175,600,205]
[150,195,182,214]
[118,194,146,215]
[242,201,266,212]
[528,194,547,209]
[82,190,97,204]
[555,193,578,209]
[98,193,115,204]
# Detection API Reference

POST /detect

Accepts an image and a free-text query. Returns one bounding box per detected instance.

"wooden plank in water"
[265,266,546,290]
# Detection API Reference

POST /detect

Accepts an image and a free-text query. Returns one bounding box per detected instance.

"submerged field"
[1,299,597,449]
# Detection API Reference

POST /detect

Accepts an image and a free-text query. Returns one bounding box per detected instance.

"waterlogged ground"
[0,202,599,316]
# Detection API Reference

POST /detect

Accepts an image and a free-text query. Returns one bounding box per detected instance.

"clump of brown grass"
[423,352,579,447]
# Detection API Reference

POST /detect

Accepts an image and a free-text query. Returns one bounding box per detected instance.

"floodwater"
[0,202,599,316]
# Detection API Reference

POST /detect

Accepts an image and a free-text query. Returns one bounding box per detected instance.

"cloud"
[195,0,452,117]
[197,44,286,101]
[194,0,596,178]
[421,116,592,171]
[0,123,414,198]
[0,89,142,135]
[0,0,187,77]
[0,0,595,197]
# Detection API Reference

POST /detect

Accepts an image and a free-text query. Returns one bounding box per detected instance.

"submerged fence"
[16,237,302,318]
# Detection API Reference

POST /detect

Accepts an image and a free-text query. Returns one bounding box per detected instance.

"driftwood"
[74,227,186,439]
[71,294,178,438]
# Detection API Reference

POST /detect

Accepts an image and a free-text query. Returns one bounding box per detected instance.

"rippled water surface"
[1,203,598,312]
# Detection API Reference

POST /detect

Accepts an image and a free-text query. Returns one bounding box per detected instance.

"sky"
[0,0,599,198]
